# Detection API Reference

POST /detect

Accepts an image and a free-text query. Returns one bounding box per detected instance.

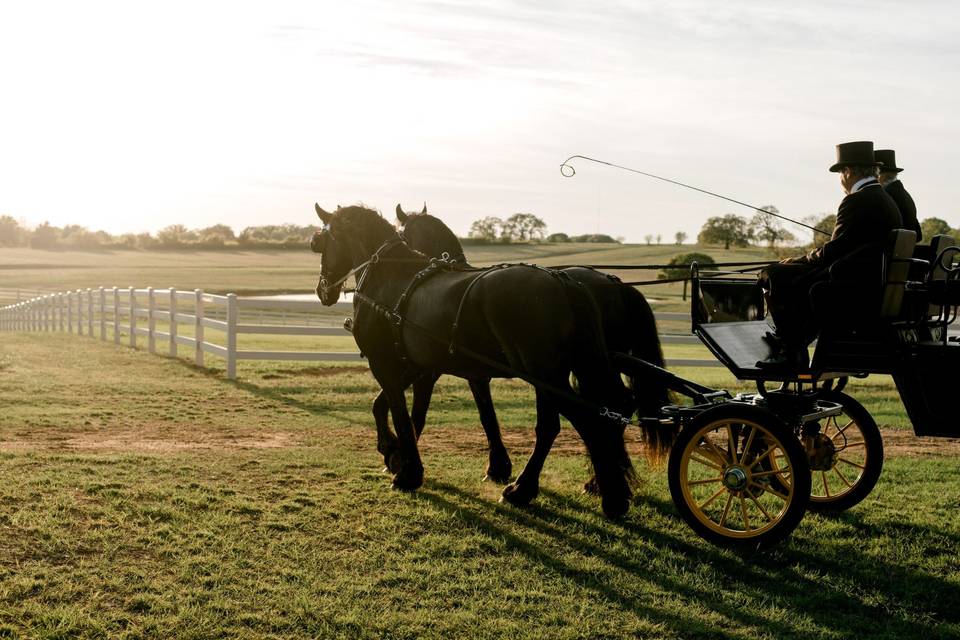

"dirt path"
[0,422,957,458]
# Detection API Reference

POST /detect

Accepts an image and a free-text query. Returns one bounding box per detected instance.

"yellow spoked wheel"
[769,391,883,512]
[668,404,811,549]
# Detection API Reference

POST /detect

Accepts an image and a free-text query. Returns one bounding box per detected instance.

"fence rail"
[0,287,718,378]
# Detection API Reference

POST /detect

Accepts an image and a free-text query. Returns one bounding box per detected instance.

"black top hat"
[874,149,903,173]
[829,141,883,172]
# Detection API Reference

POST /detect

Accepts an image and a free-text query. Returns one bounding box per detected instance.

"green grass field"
[2,245,959,638]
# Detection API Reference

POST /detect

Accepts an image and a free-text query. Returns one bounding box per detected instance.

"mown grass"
[0,333,957,639]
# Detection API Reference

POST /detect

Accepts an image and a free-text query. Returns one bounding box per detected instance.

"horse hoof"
[601,494,630,520]
[391,466,424,492]
[501,481,537,507]
[582,476,601,496]
[483,467,512,484]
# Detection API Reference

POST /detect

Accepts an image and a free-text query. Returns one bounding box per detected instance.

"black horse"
[311,204,645,518]
[394,205,672,478]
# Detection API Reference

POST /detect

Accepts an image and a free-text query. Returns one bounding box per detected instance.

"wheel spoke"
[727,425,737,462]
[687,476,724,486]
[718,493,733,528]
[834,465,853,489]
[758,484,789,502]
[748,493,773,522]
[749,469,782,479]
[739,495,751,532]
[752,444,777,465]
[821,471,831,498]
[739,426,756,465]
[699,487,727,510]
[838,456,865,470]
[835,419,855,437]
[690,453,723,471]
[702,437,731,465]
[836,441,866,449]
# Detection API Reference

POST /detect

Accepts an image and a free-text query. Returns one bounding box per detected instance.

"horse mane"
[333,205,396,240]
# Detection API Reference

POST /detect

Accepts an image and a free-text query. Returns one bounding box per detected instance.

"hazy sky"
[1,0,958,242]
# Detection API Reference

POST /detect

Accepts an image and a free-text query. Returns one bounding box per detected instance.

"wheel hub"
[722,466,748,491]
[804,433,837,471]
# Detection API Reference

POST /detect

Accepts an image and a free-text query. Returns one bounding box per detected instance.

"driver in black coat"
[757,141,902,369]
[875,148,921,241]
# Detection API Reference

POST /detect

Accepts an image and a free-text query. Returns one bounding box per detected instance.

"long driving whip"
[560,154,831,237]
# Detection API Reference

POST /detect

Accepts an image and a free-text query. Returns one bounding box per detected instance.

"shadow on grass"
[419,480,959,640]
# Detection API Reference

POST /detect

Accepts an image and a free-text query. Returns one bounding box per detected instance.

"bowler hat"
[829,141,883,172]
[874,149,903,173]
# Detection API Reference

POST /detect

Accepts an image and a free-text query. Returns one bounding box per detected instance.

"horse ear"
[315,203,333,224]
[421,202,427,215]
[395,204,408,223]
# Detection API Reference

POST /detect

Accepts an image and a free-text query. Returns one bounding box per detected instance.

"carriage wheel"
[668,404,811,549]
[768,391,882,513]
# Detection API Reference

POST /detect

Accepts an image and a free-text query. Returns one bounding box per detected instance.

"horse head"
[395,203,465,263]
[311,203,399,305]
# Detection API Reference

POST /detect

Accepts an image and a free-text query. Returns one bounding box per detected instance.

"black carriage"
[617,230,960,547]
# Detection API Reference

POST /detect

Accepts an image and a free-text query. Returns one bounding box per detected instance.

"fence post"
[77,290,84,336]
[57,293,64,332]
[87,288,94,337]
[129,287,137,348]
[113,287,121,344]
[226,293,237,380]
[67,291,73,334]
[147,287,156,354]
[194,289,204,367]
[99,287,106,341]
[169,288,178,358]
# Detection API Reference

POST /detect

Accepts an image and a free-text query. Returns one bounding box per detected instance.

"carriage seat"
[809,229,918,333]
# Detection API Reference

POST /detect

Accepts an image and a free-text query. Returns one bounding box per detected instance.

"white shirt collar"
[851,177,878,193]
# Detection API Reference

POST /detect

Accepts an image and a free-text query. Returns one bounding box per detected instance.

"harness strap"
[354,289,634,427]
[448,264,511,355]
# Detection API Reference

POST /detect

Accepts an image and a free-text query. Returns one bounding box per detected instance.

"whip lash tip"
[559,156,578,177]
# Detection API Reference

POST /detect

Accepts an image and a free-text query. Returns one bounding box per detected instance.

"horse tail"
[619,284,677,457]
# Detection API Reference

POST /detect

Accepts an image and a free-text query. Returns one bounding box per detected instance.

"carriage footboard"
[892,342,960,437]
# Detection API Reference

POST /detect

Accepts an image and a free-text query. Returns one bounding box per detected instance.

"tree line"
[2,209,956,252]
[0,217,318,250]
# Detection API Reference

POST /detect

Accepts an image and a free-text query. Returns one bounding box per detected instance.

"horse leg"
[468,378,512,483]
[561,404,632,519]
[411,373,440,438]
[501,387,559,507]
[383,384,424,491]
[373,390,402,474]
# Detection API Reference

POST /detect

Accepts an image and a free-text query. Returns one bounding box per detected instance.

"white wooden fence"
[0,287,717,378]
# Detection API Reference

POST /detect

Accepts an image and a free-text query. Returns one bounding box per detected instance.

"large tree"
[500,213,546,242]
[0,215,24,247]
[697,214,752,250]
[751,205,795,249]
[468,216,502,242]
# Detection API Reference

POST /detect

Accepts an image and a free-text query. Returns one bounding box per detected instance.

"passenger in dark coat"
[757,141,902,369]
[875,148,921,240]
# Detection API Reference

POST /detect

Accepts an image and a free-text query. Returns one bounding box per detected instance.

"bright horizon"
[1,1,958,244]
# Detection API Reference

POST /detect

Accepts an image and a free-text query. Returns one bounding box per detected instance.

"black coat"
[761,181,903,346]
[884,180,920,241]
[798,180,903,270]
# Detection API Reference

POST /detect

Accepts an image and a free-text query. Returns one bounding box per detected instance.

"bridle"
[317,231,406,299]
